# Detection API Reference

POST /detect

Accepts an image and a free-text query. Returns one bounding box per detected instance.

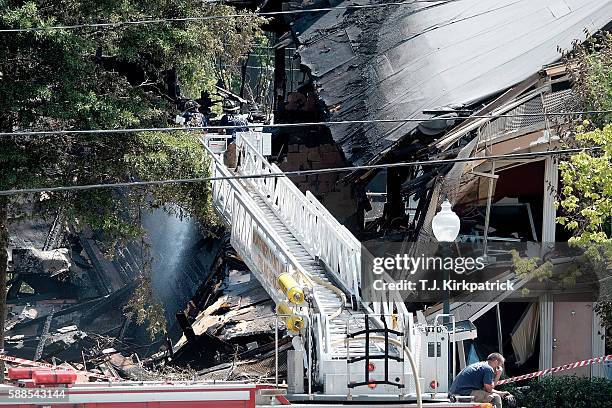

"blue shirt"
[449,362,495,396]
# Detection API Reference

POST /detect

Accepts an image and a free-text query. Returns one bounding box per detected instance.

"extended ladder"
[203,136,418,396]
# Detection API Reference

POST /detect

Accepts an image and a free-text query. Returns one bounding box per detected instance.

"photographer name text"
[372,279,515,292]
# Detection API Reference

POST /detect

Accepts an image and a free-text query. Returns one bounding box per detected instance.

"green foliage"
[125,274,168,340]
[124,131,219,225]
[510,249,553,296]
[557,124,612,244]
[0,0,263,195]
[595,301,612,334]
[0,0,264,130]
[557,124,612,344]
[566,32,612,126]
[0,0,262,337]
[500,376,612,408]
[561,32,612,243]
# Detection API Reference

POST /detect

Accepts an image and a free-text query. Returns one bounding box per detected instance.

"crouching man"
[449,353,514,408]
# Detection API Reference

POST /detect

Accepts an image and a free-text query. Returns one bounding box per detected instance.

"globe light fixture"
[431,199,460,242]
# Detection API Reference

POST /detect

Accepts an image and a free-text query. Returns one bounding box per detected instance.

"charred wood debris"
[5,209,285,383]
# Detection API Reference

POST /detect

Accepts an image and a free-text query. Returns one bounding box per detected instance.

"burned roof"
[292,0,612,165]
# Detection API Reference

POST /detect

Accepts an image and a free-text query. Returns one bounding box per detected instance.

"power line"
[0,0,455,33]
[0,147,598,196]
[1,110,610,138]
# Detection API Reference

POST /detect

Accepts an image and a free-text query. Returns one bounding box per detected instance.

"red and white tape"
[496,354,612,385]
[1,354,121,381]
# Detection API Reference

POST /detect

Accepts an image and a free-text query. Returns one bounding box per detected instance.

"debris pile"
[4,213,169,380]
[161,236,288,381]
[5,214,289,384]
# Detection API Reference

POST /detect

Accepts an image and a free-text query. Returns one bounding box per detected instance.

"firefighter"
[196,90,222,123]
[181,100,205,127]
[220,98,248,140]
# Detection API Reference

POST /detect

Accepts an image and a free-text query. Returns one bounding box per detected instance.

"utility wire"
[0,0,455,33]
[0,147,598,196]
[1,110,610,138]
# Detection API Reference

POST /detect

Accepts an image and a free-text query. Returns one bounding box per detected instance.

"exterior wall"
[538,155,605,376]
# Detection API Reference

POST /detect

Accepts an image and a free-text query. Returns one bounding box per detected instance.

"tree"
[557,124,612,346]
[558,32,612,347]
[0,0,264,376]
[557,124,612,244]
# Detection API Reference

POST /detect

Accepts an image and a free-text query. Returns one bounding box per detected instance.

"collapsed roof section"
[292,0,612,165]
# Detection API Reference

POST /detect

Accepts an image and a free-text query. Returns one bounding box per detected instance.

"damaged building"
[260,0,612,378]
[268,0,611,225]
[3,0,612,387]
[3,202,222,377]
[169,236,283,380]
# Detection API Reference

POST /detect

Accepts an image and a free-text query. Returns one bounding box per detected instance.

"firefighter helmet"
[222,98,240,113]
[184,100,200,111]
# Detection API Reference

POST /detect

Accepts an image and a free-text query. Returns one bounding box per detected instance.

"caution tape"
[1,354,121,381]
[496,355,612,385]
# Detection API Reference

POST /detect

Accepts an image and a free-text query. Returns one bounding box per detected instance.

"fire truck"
[0,136,488,408]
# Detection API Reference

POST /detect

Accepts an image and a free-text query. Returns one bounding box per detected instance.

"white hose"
[297,270,346,319]
[332,335,423,408]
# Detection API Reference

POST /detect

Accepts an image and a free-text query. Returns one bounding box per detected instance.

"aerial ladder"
[203,134,458,405]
